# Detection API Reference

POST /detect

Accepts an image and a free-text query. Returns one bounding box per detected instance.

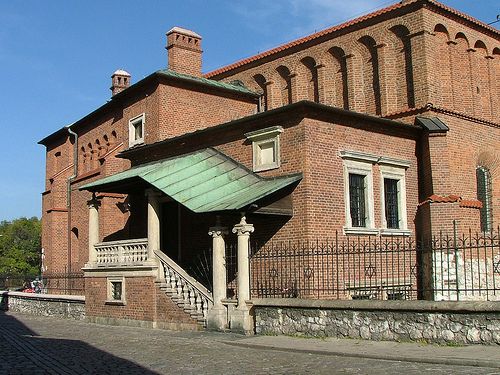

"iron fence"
[225,226,500,302]
[0,272,85,296]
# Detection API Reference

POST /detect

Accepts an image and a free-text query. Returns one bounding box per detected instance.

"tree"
[0,217,41,275]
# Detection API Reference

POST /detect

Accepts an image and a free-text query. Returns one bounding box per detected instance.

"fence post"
[453,220,460,301]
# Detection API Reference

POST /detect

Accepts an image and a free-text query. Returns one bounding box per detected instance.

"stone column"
[206,221,229,331]
[230,215,254,335]
[146,190,161,261]
[86,195,100,266]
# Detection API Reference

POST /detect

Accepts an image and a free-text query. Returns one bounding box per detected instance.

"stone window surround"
[340,150,411,236]
[128,113,145,147]
[244,126,283,172]
[379,164,411,236]
[106,276,126,305]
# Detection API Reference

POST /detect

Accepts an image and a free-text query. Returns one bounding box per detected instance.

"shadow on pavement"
[0,310,160,374]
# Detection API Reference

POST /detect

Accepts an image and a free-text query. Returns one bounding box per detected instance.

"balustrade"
[94,238,149,266]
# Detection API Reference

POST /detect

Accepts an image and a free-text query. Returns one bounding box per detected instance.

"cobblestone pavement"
[1,312,499,375]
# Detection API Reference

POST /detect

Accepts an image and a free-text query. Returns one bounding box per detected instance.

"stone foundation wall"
[253,299,500,345]
[0,291,85,320]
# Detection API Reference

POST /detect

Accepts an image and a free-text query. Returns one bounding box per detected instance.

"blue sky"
[0,0,498,221]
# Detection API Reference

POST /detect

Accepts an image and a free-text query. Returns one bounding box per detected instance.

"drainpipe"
[66,125,78,276]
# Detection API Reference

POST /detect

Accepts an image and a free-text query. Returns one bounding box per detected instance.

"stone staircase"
[154,250,213,327]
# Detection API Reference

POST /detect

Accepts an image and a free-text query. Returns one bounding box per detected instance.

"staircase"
[154,250,213,327]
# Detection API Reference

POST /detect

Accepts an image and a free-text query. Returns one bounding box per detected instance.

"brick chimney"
[110,69,131,96]
[166,27,202,77]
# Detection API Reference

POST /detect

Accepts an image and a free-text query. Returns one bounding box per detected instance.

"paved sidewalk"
[229,335,500,369]
[1,311,499,374]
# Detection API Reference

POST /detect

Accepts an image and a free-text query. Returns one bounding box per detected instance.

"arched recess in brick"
[389,25,415,110]
[80,146,87,173]
[95,139,101,158]
[326,47,349,109]
[111,130,117,145]
[87,142,94,170]
[71,227,79,264]
[492,48,500,119]
[276,65,293,106]
[433,24,452,108]
[451,32,473,113]
[472,40,492,120]
[299,56,320,103]
[253,73,269,111]
[358,36,382,115]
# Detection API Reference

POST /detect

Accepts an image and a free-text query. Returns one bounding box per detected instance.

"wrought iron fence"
[0,272,85,296]
[230,226,500,302]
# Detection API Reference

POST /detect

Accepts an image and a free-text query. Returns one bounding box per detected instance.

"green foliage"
[0,217,41,276]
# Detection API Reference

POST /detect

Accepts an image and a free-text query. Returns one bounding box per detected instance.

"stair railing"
[154,250,213,322]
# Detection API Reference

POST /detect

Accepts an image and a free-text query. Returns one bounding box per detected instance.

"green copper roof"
[157,69,258,96]
[80,148,301,213]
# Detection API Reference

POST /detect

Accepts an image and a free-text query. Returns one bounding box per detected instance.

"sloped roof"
[80,148,302,213]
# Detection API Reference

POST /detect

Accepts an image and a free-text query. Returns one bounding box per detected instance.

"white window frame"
[342,158,377,235]
[244,126,283,172]
[106,276,126,305]
[379,165,410,236]
[128,113,145,147]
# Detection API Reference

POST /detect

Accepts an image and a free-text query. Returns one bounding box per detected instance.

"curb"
[223,340,500,369]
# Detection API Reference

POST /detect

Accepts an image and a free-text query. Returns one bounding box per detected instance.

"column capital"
[208,227,229,238]
[232,216,254,236]
[87,195,101,209]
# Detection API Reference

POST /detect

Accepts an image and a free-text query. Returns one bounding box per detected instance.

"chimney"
[166,27,202,77]
[110,69,131,96]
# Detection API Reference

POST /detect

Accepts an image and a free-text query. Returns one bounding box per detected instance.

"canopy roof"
[80,148,302,213]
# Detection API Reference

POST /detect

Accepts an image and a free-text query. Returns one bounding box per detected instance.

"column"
[230,215,254,335]
[206,220,229,331]
[86,195,100,266]
[146,190,161,262]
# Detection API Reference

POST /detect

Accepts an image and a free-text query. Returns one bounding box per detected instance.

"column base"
[206,306,228,331]
[229,308,254,335]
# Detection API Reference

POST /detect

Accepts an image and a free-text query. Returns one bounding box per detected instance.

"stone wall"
[0,291,85,320]
[253,299,500,345]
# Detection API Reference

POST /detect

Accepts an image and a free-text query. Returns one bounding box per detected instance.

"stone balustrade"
[155,250,213,325]
[94,238,149,266]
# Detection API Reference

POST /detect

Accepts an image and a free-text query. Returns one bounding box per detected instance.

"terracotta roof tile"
[205,0,499,79]
[459,199,483,209]
[205,1,407,78]
[418,194,482,209]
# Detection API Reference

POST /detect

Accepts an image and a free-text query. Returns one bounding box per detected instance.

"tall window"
[384,178,399,229]
[349,174,366,227]
[476,166,493,232]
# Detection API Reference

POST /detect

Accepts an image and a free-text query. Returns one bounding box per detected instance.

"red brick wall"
[85,276,197,327]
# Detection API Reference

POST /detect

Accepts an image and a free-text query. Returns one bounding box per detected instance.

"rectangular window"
[379,164,410,236]
[128,113,145,147]
[384,178,399,229]
[349,174,366,227]
[245,126,283,172]
[111,281,122,300]
[106,276,125,304]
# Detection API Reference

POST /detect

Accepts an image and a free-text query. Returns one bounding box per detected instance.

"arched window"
[476,166,493,232]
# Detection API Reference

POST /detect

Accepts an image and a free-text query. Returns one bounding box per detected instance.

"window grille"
[349,173,366,227]
[384,178,399,229]
[476,167,493,232]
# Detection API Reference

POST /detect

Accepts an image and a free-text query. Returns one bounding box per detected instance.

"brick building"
[39,0,499,332]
